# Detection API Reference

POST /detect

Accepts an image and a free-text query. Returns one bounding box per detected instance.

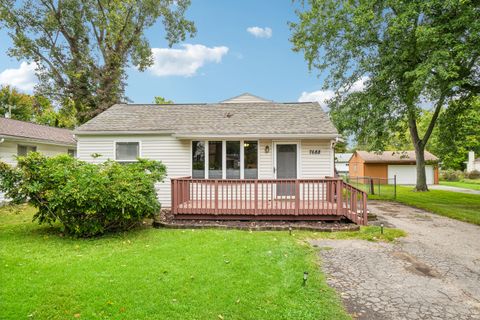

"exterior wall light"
[265,145,270,153]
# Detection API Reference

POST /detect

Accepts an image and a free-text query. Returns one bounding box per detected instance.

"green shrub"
[466,170,480,180]
[0,153,166,237]
[440,169,463,181]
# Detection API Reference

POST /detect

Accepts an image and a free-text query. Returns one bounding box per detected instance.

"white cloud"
[149,44,229,77]
[0,62,38,91]
[298,77,368,109]
[247,26,272,39]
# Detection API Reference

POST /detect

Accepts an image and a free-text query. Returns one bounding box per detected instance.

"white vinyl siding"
[0,140,75,203]
[301,140,334,178]
[0,141,73,166]
[258,140,273,179]
[76,135,191,207]
[76,136,336,208]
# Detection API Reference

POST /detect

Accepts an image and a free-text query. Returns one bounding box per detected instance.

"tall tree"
[0,0,195,123]
[291,0,480,191]
[153,96,173,104]
[0,85,77,128]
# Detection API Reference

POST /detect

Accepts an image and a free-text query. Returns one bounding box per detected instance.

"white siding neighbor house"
[466,151,480,173]
[335,153,353,176]
[74,93,340,208]
[0,117,77,202]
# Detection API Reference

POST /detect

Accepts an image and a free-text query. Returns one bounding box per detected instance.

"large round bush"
[0,153,166,237]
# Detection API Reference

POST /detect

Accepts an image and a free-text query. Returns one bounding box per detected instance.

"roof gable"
[220,93,272,104]
[0,117,76,145]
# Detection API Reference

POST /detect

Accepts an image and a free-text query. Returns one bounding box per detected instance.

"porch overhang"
[172,133,340,140]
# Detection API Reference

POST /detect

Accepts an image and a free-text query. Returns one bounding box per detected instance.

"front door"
[275,144,297,196]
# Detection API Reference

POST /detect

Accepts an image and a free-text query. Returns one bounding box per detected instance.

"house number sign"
[309,150,321,155]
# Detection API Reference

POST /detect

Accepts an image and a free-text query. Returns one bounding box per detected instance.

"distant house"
[466,151,480,173]
[0,117,77,202]
[72,93,368,225]
[349,150,439,185]
[335,153,352,176]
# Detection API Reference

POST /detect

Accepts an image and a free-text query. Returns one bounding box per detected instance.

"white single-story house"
[74,93,368,224]
[466,151,480,173]
[0,117,77,202]
[335,153,353,176]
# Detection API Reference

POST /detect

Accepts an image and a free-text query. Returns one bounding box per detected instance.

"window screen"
[17,145,37,156]
[115,142,139,161]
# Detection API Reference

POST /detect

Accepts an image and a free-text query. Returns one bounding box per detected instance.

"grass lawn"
[440,179,480,191]
[369,185,480,225]
[0,205,403,320]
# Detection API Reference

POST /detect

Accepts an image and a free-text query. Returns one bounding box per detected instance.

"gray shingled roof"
[356,150,439,163]
[75,102,338,136]
[0,117,76,145]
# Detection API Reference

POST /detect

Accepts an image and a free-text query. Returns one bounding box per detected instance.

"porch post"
[336,179,343,215]
[295,179,300,215]
[214,180,219,215]
[171,178,177,215]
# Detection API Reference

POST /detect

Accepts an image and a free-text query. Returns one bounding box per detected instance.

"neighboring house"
[335,153,353,176]
[74,93,368,224]
[466,151,480,173]
[0,117,77,202]
[349,150,439,185]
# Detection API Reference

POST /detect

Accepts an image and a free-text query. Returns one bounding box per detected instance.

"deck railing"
[171,177,367,225]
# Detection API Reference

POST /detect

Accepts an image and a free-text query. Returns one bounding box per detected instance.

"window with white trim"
[115,142,139,161]
[192,140,258,179]
[17,145,37,156]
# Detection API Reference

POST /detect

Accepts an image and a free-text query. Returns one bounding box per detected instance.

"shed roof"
[75,97,338,137]
[0,117,76,146]
[355,150,439,163]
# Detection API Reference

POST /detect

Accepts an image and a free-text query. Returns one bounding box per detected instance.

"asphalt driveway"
[310,200,480,320]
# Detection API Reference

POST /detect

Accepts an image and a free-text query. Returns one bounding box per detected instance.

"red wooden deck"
[171,178,368,225]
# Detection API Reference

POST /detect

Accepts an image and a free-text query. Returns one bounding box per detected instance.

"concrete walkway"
[429,184,480,195]
[310,201,480,320]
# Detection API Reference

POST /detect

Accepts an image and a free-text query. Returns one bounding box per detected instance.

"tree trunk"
[413,145,428,191]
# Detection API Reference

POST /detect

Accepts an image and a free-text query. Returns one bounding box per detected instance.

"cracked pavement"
[310,200,480,320]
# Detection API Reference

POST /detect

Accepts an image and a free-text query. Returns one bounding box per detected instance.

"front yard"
[369,185,480,225]
[0,205,401,319]
[440,179,480,191]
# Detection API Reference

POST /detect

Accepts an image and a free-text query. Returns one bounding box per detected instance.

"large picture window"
[192,140,258,179]
[115,142,139,161]
[226,141,240,179]
[244,141,258,179]
[192,141,205,178]
[208,141,223,179]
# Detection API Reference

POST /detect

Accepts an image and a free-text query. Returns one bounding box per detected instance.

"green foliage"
[0,153,166,237]
[0,85,77,128]
[0,0,196,123]
[291,0,480,190]
[436,97,480,169]
[153,96,173,104]
[467,170,480,180]
[440,169,463,182]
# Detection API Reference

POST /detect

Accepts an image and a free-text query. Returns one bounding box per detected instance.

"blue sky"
[0,0,335,105]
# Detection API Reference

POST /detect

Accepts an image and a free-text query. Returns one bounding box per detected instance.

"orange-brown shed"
[348,151,439,185]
